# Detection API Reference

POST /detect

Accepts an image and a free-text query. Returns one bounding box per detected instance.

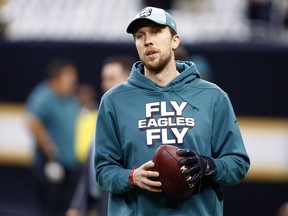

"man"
[101,55,135,93]
[66,56,134,216]
[95,6,250,216]
[26,59,81,216]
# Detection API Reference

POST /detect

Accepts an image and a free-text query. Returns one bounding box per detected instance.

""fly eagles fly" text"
[138,101,195,145]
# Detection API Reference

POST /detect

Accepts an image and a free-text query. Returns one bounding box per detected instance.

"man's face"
[101,62,128,93]
[56,65,78,96]
[134,22,179,73]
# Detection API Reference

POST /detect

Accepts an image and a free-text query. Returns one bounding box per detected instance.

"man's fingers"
[179,156,198,166]
[141,160,155,170]
[145,170,159,178]
[145,177,161,187]
[177,149,196,157]
[140,178,162,192]
[133,161,162,192]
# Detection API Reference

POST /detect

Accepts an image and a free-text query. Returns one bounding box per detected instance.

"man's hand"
[26,114,58,161]
[132,160,162,192]
[177,149,216,186]
[66,208,81,216]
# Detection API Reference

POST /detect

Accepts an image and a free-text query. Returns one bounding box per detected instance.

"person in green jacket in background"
[95,6,250,216]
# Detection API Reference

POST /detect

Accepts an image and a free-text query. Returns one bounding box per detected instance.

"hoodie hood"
[128,61,200,92]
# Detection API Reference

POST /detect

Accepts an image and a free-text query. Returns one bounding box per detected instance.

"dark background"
[0,41,288,216]
[1,41,287,117]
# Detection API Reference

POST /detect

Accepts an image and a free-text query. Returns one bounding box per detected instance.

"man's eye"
[136,34,144,39]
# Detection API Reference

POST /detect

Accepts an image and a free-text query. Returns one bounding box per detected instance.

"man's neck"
[48,80,67,97]
[144,63,179,87]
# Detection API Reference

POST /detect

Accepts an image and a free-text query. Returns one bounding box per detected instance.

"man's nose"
[144,34,153,46]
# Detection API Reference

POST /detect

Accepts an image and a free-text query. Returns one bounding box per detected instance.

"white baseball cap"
[126,7,177,34]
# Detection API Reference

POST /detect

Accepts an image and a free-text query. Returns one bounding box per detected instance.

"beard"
[141,51,173,74]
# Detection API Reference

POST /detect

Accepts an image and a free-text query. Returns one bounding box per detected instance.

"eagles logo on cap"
[126,6,177,34]
[140,7,152,18]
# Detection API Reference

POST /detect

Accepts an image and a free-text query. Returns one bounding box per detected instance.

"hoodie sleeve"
[210,92,250,185]
[95,94,134,194]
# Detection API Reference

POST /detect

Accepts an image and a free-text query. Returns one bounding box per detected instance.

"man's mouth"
[146,50,157,56]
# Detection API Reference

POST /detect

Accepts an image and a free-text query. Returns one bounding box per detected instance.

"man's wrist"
[129,168,136,186]
[203,157,216,176]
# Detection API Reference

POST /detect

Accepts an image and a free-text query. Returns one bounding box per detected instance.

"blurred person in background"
[175,45,214,81]
[174,45,189,61]
[97,55,135,215]
[101,55,136,93]
[190,54,213,81]
[26,59,81,216]
[74,83,99,169]
[77,84,98,113]
[278,202,288,216]
[66,83,100,216]
[66,56,134,216]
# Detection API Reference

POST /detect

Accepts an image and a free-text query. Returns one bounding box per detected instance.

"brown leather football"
[153,145,195,199]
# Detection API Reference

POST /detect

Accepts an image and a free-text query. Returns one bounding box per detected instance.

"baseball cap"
[126,7,177,34]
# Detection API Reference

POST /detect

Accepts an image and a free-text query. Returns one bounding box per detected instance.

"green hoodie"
[95,61,250,216]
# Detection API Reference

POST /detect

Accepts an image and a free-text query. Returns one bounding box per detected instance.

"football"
[153,145,195,199]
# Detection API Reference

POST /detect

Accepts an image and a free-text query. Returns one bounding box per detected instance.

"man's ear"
[172,35,180,50]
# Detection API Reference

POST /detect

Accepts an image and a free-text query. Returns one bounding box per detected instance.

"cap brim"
[126,18,166,34]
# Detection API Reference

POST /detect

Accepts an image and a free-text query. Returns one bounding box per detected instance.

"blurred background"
[0,0,288,215]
